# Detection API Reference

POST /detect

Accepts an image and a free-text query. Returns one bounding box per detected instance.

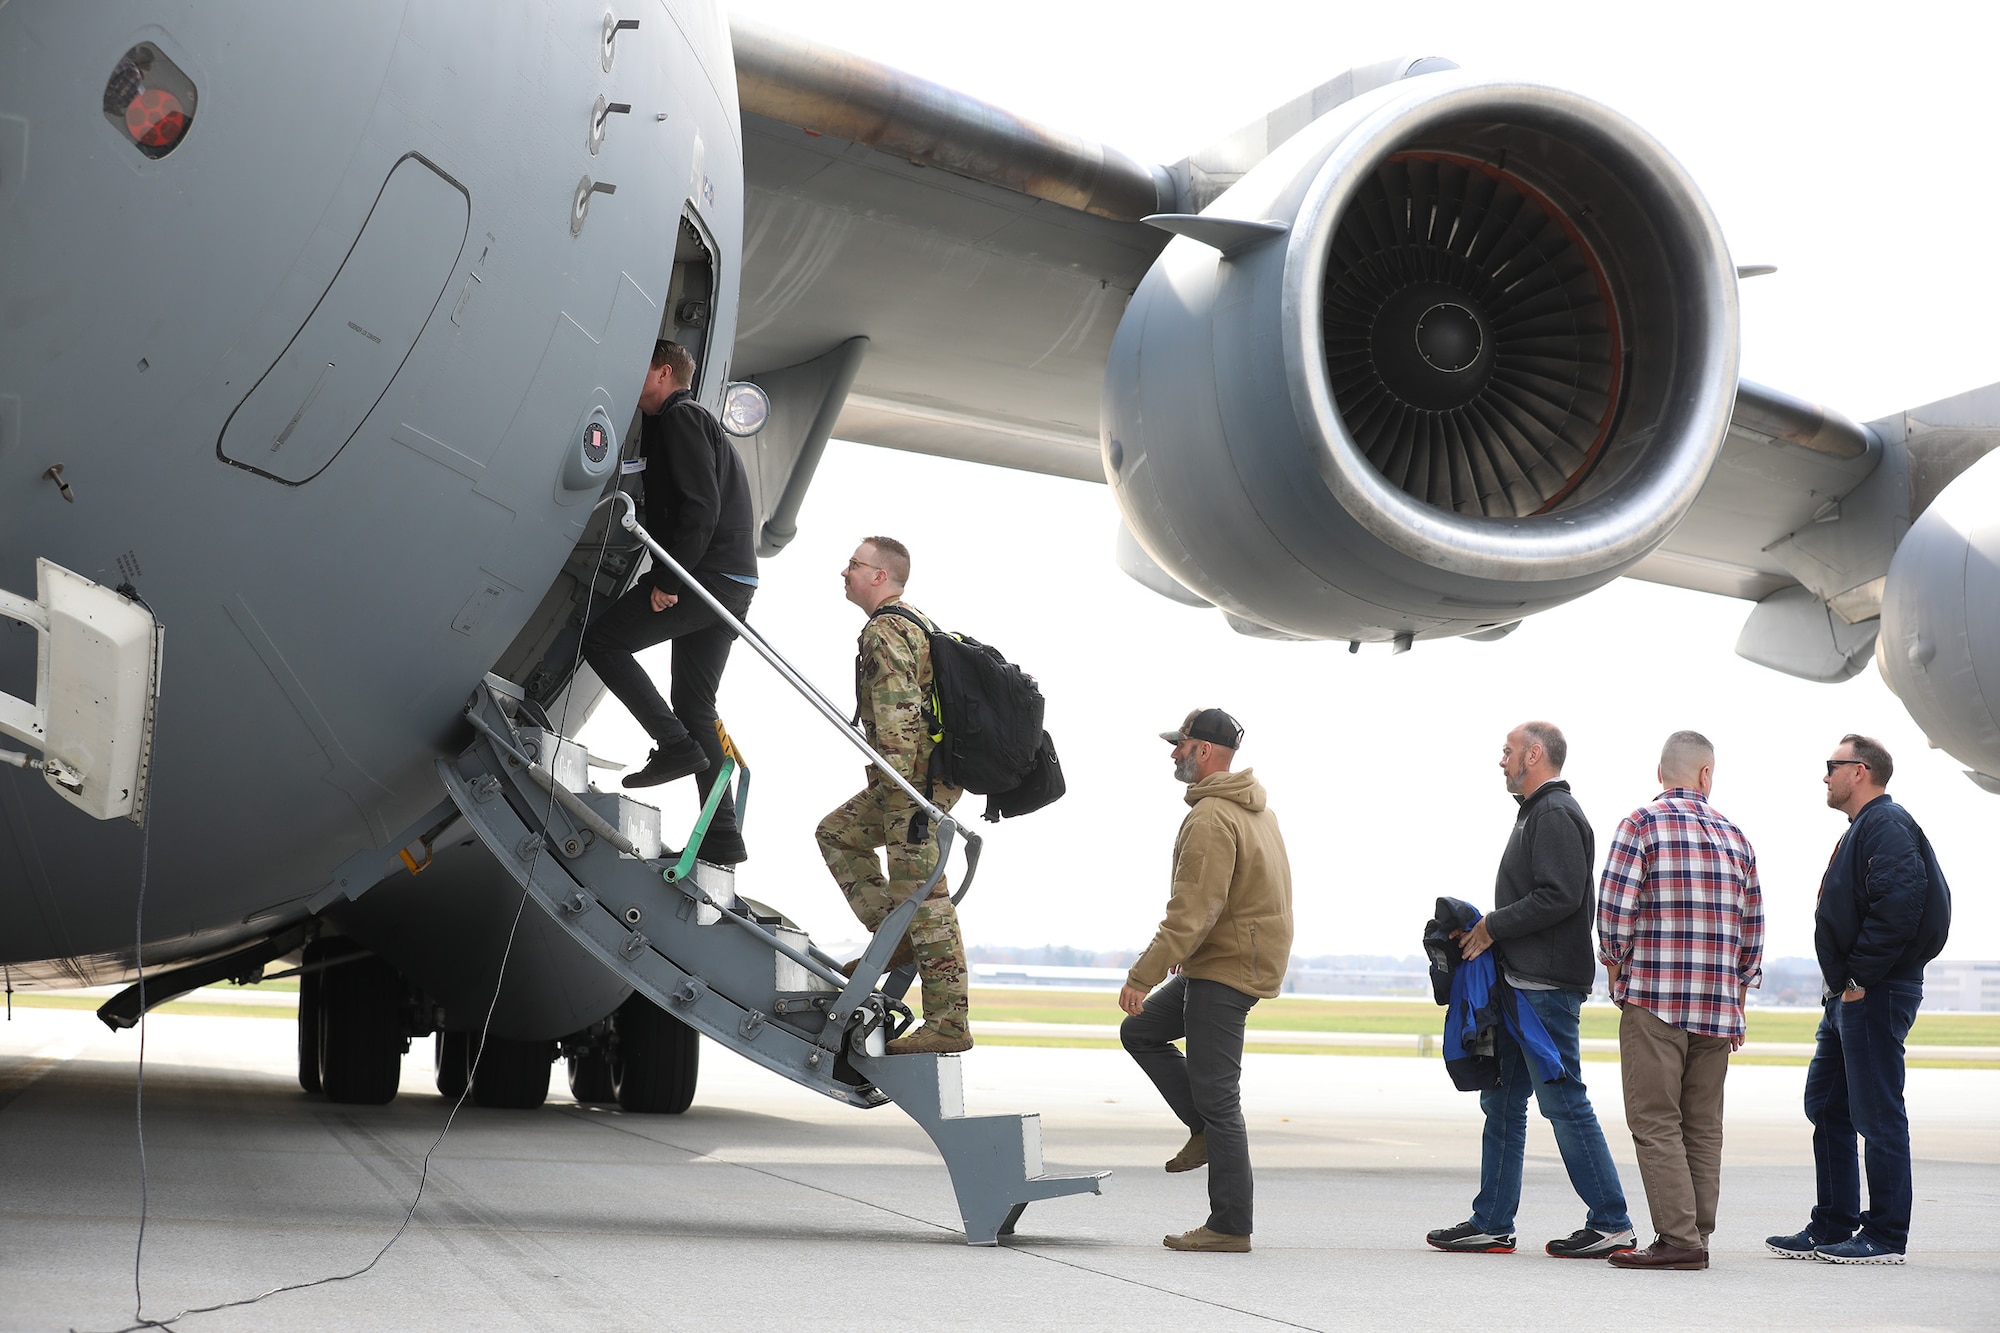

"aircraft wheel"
[318,955,405,1105]
[434,1030,471,1099]
[566,1046,616,1104]
[469,1035,554,1110]
[296,946,324,1094]
[611,994,698,1114]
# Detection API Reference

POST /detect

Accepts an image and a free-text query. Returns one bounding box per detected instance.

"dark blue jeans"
[1471,987,1630,1236]
[1804,981,1923,1252]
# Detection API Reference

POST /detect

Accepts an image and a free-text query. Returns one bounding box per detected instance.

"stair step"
[440,681,1108,1244]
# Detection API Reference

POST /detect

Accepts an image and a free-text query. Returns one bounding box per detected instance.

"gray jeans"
[1120,974,1258,1236]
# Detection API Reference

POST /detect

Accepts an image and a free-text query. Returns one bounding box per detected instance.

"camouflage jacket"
[853,596,938,785]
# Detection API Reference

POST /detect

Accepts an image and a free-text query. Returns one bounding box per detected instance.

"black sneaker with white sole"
[1546,1227,1637,1258]
[1426,1222,1516,1254]
[1765,1227,1830,1259]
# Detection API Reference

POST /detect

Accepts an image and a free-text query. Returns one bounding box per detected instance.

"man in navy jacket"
[1767,734,1951,1265]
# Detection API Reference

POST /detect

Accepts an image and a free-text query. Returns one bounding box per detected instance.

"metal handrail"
[590,492,983,1054]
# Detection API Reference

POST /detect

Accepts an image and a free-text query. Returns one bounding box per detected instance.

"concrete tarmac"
[2,1006,1995,1332]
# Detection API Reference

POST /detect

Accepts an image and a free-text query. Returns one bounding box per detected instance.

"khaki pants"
[1620,1002,1732,1250]
[815,777,967,1036]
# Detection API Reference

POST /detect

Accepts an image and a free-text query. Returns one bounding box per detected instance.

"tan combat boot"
[1165,1133,1208,1173]
[840,938,916,978]
[1163,1226,1250,1253]
[886,1024,973,1055]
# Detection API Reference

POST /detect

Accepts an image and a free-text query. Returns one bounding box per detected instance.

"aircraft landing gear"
[434,1029,470,1099]
[469,1036,554,1109]
[565,1043,616,1104]
[610,993,698,1114]
[296,949,323,1095]
[317,952,406,1105]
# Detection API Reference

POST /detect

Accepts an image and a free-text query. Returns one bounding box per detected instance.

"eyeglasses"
[1825,759,1869,775]
[844,558,881,573]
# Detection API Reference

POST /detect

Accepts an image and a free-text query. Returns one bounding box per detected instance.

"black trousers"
[581,575,754,836]
[1120,974,1259,1236]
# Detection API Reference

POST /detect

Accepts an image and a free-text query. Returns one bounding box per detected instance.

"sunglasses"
[1825,759,1869,775]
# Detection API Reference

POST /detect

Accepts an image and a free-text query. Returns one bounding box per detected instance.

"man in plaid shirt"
[1596,730,1763,1270]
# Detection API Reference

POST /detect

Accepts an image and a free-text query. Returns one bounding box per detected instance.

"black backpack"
[866,605,1060,818]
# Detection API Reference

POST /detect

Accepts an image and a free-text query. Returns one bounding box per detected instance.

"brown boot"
[841,939,916,978]
[1165,1133,1208,1173]
[886,1025,973,1055]
[1163,1226,1250,1253]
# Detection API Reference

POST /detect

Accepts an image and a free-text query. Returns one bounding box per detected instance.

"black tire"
[565,1046,616,1104]
[296,948,323,1095]
[611,994,698,1114]
[434,1030,471,1099]
[318,955,404,1105]
[469,1034,554,1110]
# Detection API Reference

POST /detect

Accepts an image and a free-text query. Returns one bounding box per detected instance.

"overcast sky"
[581,1,1998,966]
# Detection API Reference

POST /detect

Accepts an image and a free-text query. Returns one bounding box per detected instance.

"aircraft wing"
[730,17,1165,495]
[729,23,1997,725]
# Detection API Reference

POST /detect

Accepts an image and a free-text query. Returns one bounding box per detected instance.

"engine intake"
[1104,73,1738,641]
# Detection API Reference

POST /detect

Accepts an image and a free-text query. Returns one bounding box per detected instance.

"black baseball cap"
[1160,707,1244,749]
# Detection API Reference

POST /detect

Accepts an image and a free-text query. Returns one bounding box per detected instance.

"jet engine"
[1877,449,2000,790]
[1103,73,1739,641]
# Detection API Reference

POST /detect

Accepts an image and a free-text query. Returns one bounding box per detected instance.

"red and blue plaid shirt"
[1597,788,1764,1040]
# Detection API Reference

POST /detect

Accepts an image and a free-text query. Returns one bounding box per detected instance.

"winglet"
[1143,214,1288,256]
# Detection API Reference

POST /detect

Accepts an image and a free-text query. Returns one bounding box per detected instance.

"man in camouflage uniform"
[817,535,970,1056]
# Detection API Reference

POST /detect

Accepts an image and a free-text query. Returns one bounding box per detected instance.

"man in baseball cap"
[1159,707,1245,752]
[1122,706,1292,1252]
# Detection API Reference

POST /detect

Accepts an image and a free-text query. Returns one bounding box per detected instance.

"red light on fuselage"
[102,42,197,159]
[125,89,187,150]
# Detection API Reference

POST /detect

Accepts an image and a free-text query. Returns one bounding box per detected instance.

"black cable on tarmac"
[81,525,618,1333]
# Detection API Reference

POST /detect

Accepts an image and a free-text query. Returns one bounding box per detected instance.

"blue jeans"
[1470,988,1630,1236]
[1804,981,1923,1252]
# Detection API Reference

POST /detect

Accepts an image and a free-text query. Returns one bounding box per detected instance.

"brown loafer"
[1165,1133,1208,1173]
[1164,1225,1250,1252]
[1608,1239,1708,1270]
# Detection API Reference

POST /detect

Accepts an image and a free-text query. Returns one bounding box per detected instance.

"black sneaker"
[623,738,709,788]
[1426,1222,1516,1254]
[1765,1227,1828,1260]
[698,827,748,865]
[1814,1235,1905,1265]
[1546,1227,1637,1258]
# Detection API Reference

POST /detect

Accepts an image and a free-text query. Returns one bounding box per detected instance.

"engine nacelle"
[1878,449,2000,789]
[1103,73,1739,641]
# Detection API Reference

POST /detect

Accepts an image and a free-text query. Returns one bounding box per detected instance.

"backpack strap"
[856,605,944,792]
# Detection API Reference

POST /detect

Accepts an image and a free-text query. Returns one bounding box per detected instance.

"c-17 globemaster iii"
[2,0,1996,1244]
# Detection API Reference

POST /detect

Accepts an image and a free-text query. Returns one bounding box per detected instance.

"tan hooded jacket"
[1128,768,1295,999]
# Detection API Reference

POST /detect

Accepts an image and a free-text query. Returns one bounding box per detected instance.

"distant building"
[1926,960,2000,1012]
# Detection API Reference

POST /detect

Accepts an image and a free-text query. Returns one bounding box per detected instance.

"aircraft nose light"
[102,43,197,159]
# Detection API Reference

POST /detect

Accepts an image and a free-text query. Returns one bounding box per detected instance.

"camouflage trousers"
[815,775,967,1037]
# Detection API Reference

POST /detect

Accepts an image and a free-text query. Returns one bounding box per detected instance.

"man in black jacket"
[581,340,758,863]
[1427,721,1635,1260]
[1766,734,1951,1265]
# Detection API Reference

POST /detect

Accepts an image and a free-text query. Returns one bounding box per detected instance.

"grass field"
[963,988,2000,1047]
[10,983,1995,1067]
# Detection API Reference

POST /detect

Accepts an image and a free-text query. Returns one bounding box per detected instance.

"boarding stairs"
[432,495,1105,1245]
